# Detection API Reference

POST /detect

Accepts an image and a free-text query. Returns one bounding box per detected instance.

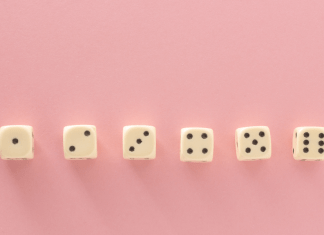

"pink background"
[0,0,324,234]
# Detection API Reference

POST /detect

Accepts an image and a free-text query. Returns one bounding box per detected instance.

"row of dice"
[0,125,322,161]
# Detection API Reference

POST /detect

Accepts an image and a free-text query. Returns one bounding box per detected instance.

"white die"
[180,127,214,162]
[293,127,324,161]
[235,126,271,161]
[63,125,97,160]
[0,125,34,160]
[123,125,156,160]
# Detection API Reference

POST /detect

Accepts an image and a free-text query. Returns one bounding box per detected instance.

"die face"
[236,126,271,161]
[180,128,214,162]
[293,127,324,161]
[0,125,34,160]
[63,125,97,160]
[123,125,156,160]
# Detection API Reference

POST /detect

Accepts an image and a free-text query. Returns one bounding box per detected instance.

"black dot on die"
[187,148,193,154]
[261,146,266,152]
[12,138,19,144]
[259,131,265,137]
[303,148,309,153]
[296,133,297,138]
[69,146,75,152]
[319,141,324,146]
[84,130,90,136]
[201,133,208,139]
[252,139,258,145]
[244,133,250,138]
[187,133,193,139]
[202,148,208,154]
[245,148,251,153]
[144,131,149,136]
[303,140,309,145]
[304,132,309,138]
[129,146,135,152]
[293,148,294,154]
[319,133,324,138]
[136,139,142,144]
[319,148,324,154]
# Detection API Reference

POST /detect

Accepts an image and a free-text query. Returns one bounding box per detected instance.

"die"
[0,125,34,160]
[63,125,97,160]
[235,126,271,161]
[293,127,324,161]
[123,125,156,160]
[180,127,214,162]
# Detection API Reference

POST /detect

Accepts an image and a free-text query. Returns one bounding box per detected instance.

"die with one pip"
[0,125,34,160]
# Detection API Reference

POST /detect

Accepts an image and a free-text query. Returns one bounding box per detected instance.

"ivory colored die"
[63,125,97,160]
[180,127,214,162]
[235,126,271,161]
[123,125,156,160]
[293,127,324,161]
[0,125,34,160]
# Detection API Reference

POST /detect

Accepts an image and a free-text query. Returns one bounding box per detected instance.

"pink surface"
[0,0,324,234]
